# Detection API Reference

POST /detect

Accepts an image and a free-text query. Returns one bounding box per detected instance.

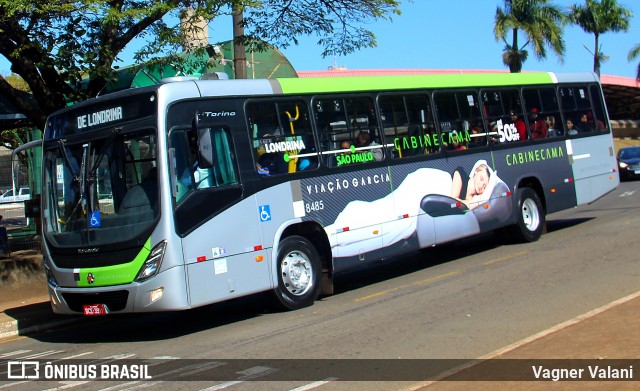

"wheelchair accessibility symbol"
[259,205,271,222]
[90,211,101,228]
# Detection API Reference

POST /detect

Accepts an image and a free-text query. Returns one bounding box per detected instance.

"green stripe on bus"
[277,73,556,94]
[76,238,151,287]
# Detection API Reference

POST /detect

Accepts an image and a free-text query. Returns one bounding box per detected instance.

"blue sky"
[2,1,639,78]
[277,0,640,78]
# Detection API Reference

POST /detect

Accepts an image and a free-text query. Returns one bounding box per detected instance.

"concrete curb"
[0,300,81,341]
[0,317,78,340]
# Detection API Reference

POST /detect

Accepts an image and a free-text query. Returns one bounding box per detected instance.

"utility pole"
[233,6,247,79]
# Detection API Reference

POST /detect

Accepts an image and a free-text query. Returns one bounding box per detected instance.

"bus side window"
[280,101,318,172]
[561,86,601,135]
[482,89,525,144]
[589,85,608,132]
[523,87,563,140]
[197,127,239,187]
[248,100,317,175]
[379,93,436,158]
[435,90,485,150]
[314,96,383,167]
[169,130,194,203]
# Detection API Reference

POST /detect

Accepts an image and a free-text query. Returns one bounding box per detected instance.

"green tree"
[230,0,401,79]
[568,0,632,77]
[494,0,566,73]
[0,73,34,149]
[0,0,400,132]
[628,43,640,81]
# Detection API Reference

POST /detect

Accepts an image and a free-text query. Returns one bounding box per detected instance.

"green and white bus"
[40,72,618,315]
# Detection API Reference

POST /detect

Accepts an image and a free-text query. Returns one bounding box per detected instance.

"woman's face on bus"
[473,166,490,195]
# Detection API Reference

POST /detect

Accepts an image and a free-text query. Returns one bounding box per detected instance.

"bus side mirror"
[197,127,214,169]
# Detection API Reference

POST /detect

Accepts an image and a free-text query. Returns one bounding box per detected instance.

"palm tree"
[628,43,640,81]
[494,0,566,73]
[568,0,632,77]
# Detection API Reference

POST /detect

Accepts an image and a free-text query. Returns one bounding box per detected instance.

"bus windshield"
[42,129,158,247]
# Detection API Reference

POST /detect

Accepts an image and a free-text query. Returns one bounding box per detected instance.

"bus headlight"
[135,241,167,282]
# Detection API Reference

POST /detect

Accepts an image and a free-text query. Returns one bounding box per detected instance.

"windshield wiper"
[87,127,121,184]
[58,139,80,182]
[84,127,121,218]
[64,144,89,223]
[58,128,121,224]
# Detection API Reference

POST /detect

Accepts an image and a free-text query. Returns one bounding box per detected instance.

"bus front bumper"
[48,266,189,315]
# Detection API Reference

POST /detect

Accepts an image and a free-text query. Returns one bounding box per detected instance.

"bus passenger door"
[562,85,619,204]
[180,193,268,305]
[567,136,618,204]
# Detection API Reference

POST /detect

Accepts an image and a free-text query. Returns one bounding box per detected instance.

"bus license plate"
[83,304,108,316]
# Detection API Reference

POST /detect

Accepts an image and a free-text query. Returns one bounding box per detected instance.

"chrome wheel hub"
[281,251,313,296]
[522,198,540,232]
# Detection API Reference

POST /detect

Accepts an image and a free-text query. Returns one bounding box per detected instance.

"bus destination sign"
[77,106,123,129]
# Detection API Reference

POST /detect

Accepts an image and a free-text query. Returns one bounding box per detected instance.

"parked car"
[617,146,640,181]
[0,187,31,203]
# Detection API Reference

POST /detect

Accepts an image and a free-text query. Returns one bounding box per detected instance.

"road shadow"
[545,217,594,233]
[332,232,500,294]
[23,236,501,344]
[26,293,276,343]
[25,218,595,344]
[1,301,76,339]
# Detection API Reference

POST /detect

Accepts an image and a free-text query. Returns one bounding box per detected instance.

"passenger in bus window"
[510,111,527,141]
[579,113,595,132]
[567,119,579,135]
[488,121,497,142]
[257,152,287,175]
[582,111,605,131]
[356,131,383,161]
[425,123,439,153]
[257,135,288,175]
[529,108,547,139]
[403,124,424,156]
[449,130,467,150]
[596,119,606,131]
[468,126,484,147]
[450,160,492,210]
[545,115,559,138]
[331,140,353,166]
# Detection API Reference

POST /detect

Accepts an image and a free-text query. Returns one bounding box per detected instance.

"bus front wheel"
[271,236,321,310]
[511,187,545,243]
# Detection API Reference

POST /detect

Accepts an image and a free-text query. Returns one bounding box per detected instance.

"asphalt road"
[1,180,639,391]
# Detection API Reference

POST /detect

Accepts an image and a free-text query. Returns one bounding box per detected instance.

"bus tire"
[271,236,321,311]
[511,187,545,243]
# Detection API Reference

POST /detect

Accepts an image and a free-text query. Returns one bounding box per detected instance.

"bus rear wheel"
[271,236,321,310]
[511,187,545,243]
